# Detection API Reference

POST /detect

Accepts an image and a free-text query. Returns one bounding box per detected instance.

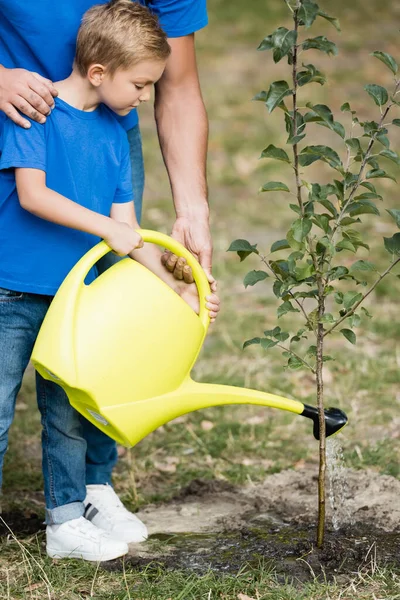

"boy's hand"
[104,220,143,256]
[0,66,58,129]
[161,252,194,283]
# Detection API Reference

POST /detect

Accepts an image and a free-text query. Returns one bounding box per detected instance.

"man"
[0,0,214,543]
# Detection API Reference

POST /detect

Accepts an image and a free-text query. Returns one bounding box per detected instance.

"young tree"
[229,0,400,546]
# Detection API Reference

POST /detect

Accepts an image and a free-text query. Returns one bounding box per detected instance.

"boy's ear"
[87,64,107,87]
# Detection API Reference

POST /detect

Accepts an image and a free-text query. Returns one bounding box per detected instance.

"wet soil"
[2,467,399,583]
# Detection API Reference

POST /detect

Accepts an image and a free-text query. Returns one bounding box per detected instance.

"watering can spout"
[170,380,347,442]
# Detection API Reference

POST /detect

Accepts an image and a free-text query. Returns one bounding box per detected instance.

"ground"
[1,0,400,598]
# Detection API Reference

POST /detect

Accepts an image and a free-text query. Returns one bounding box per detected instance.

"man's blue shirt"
[0,0,208,131]
[0,97,133,295]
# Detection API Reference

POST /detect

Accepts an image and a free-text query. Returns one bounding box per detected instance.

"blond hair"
[75,0,170,76]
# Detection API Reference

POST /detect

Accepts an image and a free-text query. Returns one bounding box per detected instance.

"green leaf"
[384,232,400,255]
[312,214,331,233]
[380,149,400,165]
[277,301,300,318]
[345,138,363,154]
[376,133,390,148]
[341,329,356,344]
[366,168,397,182]
[346,199,380,217]
[343,291,363,310]
[265,81,292,113]
[260,144,291,163]
[243,337,261,349]
[341,102,355,113]
[317,9,341,31]
[272,29,298,63]
[258,27,297,63]
[307,105,345,138]
[364,84,388,107]
[260,338,279,350]
[336,239,356,252]
[298,0,319,28]
[296,63,326,87]
[371,51,398,75]
[354,192,382,201]
[259,181,290,193]
[350,260,376,272]
[227,239,259,262]
[361,307,373,319]
[252,91,268,102]
[291,218,312,242]
[295,263,314,280]
[286,229,304,251]
[348,313,361,328]
[287,356,304,370]
[343,229,370,250]
[302,36,338,56]
[264,327,281,337]
[392,119,400,127]
[273,280,283,298]
[271,239,291,252]
[257,35,275,51]
[299,145,342,169]
[387,209,400,228]
[361,181,377,193]
[287,133,306,145]
[244,270,269,288]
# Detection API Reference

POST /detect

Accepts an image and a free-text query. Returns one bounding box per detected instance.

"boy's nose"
[139,88,151,103]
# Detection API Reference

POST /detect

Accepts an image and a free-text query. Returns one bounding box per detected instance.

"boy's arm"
[15,168,142,255]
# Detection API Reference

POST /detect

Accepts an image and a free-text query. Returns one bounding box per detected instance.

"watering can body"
[31,231,347,446]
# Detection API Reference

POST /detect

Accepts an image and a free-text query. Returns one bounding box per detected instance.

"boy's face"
[96,59,166,116]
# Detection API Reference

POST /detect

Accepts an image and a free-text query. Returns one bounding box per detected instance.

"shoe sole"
[46,546,128,562]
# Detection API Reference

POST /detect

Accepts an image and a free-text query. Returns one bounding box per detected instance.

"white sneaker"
[46,516,128,561]
[84,484,148,543]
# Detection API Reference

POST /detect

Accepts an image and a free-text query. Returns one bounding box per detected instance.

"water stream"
[326,437,355,530]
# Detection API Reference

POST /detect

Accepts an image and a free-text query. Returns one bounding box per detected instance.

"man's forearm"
[154,81,209,220]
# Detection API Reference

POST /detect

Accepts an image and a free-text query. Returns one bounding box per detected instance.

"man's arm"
[154,34,214,283]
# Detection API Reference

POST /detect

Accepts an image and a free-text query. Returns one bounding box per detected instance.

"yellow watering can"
[31,230,347,447]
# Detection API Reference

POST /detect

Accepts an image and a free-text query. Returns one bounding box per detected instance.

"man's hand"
[161,216,217,292]
[0,66,58,128]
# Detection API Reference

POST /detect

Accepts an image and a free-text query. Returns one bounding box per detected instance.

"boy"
[0,0,219,561]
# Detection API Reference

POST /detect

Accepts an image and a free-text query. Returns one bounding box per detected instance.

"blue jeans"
[0,288,87,523]
[0,125,144,524]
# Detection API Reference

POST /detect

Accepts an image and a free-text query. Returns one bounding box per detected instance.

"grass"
[2,0,400,598]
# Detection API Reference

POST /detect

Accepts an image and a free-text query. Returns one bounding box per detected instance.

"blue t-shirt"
[0,97,133,295]
[0,0,208,132]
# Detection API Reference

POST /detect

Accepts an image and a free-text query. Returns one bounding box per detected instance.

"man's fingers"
[31,72,58,100]
[15,95,47,123]
[25,87,54,119]
[173,257,186,280]
[2,102,31,128]
[183,264,194,284]
[165,253,178,272]
[161,250,170,266]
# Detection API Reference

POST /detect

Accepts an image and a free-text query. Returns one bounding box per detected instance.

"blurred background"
[8,0,400,512]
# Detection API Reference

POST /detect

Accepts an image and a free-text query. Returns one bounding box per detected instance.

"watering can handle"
[75,230,211,330]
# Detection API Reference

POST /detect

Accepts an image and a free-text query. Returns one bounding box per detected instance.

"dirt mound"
[136,467,400,535]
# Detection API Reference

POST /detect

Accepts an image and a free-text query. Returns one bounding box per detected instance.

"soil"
[2,467,399,583]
